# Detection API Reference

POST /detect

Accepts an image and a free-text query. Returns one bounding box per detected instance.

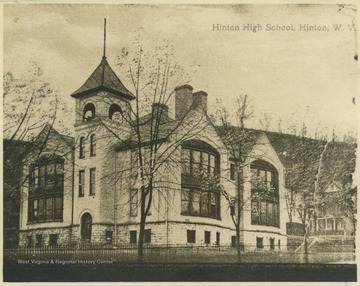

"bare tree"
[215,95,268,262]
[3,64,72,247]
[92,42,207,259]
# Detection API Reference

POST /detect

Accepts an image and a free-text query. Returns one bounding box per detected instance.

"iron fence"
[3,243,356,264]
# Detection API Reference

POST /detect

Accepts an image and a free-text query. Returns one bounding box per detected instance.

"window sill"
[251,223,280,228]
[181,213,221,221]
[27,220,64,225]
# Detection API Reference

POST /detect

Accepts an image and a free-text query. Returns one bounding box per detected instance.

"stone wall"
[19,227,72,247]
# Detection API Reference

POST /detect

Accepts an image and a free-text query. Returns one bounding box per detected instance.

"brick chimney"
[193,91,207,114]
[152,102,169,120]
[175,84,193,120]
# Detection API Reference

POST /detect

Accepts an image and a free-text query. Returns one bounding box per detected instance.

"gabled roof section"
[115,118,180,151]
[71,57,135,100]
[35,123,75,148]
[215,126,262,159]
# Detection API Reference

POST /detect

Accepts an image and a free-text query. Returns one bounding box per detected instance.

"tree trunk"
[236,223,241,262]
[236,168,243,263]
[303,225,309,263]
[137,187,147,261]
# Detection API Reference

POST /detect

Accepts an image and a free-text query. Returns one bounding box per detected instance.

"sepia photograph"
[2,3,358,282]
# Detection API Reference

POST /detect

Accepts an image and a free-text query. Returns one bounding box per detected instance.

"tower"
[70,19,134,243]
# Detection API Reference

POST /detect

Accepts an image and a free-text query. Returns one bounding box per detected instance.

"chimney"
[152,102,169,120]
[193,91,207,114]
[175,84,193,119]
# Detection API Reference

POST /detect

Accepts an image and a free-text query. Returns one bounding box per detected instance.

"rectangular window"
[209,154,215,175]
[54,197,63,220]
[250,168,258,188]
[204,231,211,244]
[49,234,58,246]
[274,204,279,227]
[39,165,46,189]
[182,189,219,219]
[267,171,273,191]
[36,234,42,247]
[79,170,85,197]
[46,198,54,221]
[268,203,274,226]
[256,237,263,249]
[192,190,200,215]
[259,170,266,182]
[251,201,259,225]
[326,218,335,230]
[32,167,38,190]
[336,218,344,230]
[90,135,96,156]
[38,198,45,221]
[105,230,113,244]
[230,163,235,180]
[192,150,201,176]
[210,192,218,217]
[181,188,190,214]
[28,200,35,222]
[130,189,138,216]
[187,230,196,243]
[260,201,267,225]
[144,229,151,243]
[79,137,85,159]
[130,231,137,243]
[200,192,209,216]
[318,219,325,231]
[181,148,191,174]
[89,168,96,196]
[202,152,209,173]
[216,232,220,245]
[270,238,275,250]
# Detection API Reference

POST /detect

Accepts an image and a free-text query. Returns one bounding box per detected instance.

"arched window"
[90,134,96,156]
[81,213,92,241]
[79,136,85,159]
[250,160,280,228]
[28,156,64,223]
[83,103,95,121]
[109,104,122,120]
[180,140,221,219]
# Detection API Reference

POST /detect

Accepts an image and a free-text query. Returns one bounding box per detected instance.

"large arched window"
[109,104,122,120]
[28,156,64,223]
[250,160,279,227]
[83,103,95,121]
[180,140,220,219]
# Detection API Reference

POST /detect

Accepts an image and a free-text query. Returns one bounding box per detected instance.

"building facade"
[17,53,288,250]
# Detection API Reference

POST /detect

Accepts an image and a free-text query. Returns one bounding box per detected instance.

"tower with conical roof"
[71,19,134,244]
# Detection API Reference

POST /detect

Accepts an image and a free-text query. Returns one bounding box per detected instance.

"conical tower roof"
[71,56,135,100]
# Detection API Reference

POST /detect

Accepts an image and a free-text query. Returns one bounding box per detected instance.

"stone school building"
[16,53,289,250]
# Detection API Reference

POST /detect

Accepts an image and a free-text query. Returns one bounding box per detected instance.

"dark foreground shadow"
[3,262,357,282]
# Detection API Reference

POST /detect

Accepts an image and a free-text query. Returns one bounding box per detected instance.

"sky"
[3,4,358,139]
